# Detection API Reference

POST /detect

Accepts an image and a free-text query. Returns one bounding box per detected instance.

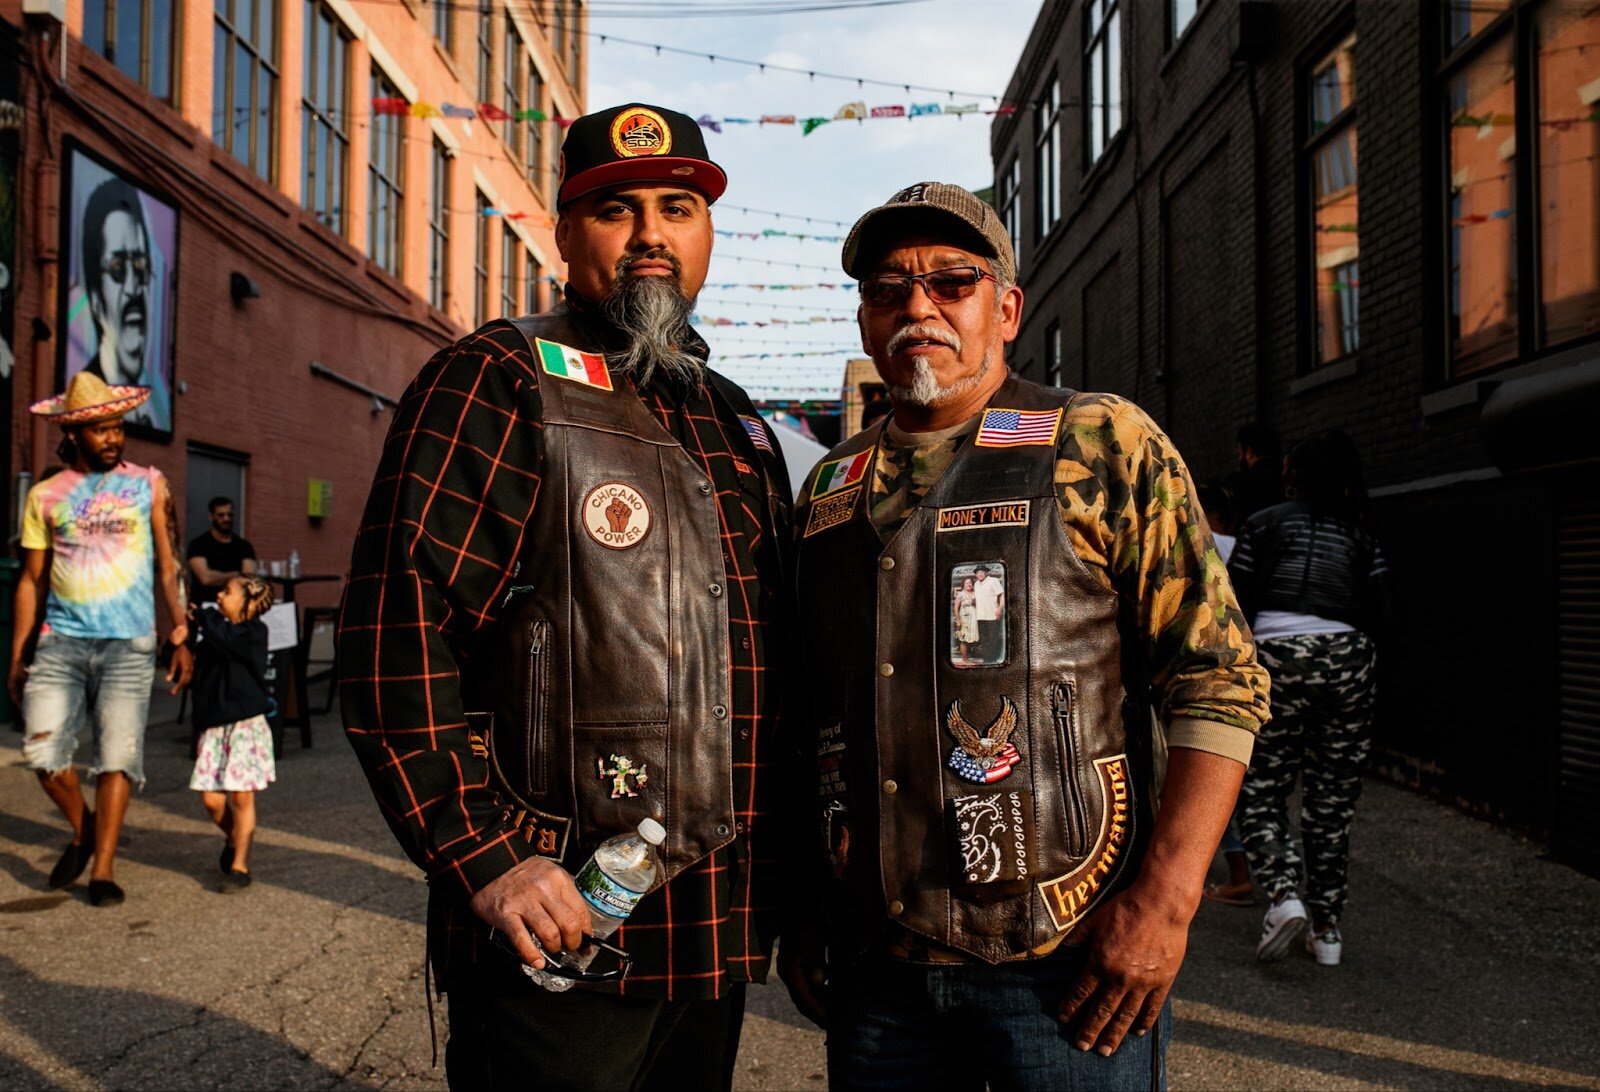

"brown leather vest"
[462,306,792,887]
[796,373,1147,963]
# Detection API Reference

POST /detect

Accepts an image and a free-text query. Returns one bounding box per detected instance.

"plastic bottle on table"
[523,818,665,992]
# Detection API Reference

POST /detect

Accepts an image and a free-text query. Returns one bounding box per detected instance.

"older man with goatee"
[339,103,794,1091]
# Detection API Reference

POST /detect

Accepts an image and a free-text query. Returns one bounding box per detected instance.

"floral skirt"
[190,714,276,792]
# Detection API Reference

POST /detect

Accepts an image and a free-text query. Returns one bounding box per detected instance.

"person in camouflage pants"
[1237,632,1376,925]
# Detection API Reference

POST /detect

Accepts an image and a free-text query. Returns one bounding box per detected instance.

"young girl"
[188,574,276,892]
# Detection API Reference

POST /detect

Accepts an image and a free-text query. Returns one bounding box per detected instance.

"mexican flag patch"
[536,338,613,391]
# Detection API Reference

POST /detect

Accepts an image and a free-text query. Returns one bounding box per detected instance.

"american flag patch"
[740,415,774,453]
[975,408,1062,448]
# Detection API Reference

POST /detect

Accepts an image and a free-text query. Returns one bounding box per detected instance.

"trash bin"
[0,557,18,726]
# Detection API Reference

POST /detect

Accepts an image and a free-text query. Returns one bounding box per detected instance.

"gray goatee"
[601,254,705,388]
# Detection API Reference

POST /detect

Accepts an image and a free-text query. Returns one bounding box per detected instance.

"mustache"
[617,249,683,280]
[886,323,961,356]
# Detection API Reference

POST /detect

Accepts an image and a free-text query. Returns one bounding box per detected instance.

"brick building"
[1,0,584,620]
[991,0,1600,870]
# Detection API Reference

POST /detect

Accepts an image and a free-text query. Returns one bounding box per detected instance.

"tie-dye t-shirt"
[20,463,161,639]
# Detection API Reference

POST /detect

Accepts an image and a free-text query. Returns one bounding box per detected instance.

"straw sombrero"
[29,371,151,424]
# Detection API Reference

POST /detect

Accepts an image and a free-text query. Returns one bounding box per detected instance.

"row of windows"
[1004,0,1597,384]
[82,0,573,270]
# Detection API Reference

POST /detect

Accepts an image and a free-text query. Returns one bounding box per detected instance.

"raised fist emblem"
[606,497,632,534]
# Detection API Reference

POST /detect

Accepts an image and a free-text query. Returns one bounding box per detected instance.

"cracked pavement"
[1,691,1598,1089]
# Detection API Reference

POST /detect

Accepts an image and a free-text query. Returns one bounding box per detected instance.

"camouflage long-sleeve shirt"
[854,390,1270,762]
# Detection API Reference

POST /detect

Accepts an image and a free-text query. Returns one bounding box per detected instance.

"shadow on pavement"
[0,954,374,1091]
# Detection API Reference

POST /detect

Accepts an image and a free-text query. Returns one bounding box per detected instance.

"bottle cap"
[637,818,666,845]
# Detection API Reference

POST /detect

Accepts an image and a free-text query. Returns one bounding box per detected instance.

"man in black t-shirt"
[186,496,257,604]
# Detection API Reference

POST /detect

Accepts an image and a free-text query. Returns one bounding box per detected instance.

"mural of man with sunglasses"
[783,181,1272,1090]
[80,178,155,428]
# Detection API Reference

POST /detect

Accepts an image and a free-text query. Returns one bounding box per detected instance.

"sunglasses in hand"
[489,927,635,983]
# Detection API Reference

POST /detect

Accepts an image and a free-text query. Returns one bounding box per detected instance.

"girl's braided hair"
[238,574,275,620]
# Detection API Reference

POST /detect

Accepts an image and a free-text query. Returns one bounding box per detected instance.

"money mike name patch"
[936,500,1032,533]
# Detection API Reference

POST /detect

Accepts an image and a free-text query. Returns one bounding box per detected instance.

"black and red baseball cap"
[557,103,728,208]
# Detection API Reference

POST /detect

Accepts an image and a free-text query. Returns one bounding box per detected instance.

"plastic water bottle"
[288,549,301,578]
[524,818,665,992]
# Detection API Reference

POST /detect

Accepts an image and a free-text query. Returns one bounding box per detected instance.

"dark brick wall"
[990,0,1598,836]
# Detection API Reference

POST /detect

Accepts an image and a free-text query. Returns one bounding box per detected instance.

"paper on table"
[262,603,299,652]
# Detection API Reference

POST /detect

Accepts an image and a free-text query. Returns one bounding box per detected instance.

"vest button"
[879,556,895,571]
[713,703,728,719]
[709,583,724,597]
[888,900,904,916]
[883,779,897,794]
[699,481,713,494]
[878,662,894,677]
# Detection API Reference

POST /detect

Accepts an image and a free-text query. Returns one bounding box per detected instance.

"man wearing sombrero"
[8,371,194,907]
[340,104,793,1088]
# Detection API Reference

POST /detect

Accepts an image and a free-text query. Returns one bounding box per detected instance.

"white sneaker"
[1306,926,1342,966]
[1256,895,1308,961]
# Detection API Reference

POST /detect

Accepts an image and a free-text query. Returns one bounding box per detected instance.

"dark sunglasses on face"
[102,251,151,287]
[859,265,997,309]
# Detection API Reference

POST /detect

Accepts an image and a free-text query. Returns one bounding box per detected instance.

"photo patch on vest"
[936,500,1032,533]
[950,790,1030,897]
[945,696,1021,783]
[1036,755,1134,933]
[581,481,653,549]
[950,561,1007,667]
[804,486,860,538]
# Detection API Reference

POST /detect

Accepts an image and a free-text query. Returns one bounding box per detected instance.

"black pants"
[445,963,746,1092]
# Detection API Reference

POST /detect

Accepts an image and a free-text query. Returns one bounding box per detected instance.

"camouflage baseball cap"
[841,181,1015,284]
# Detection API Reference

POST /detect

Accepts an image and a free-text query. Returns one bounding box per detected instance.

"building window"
[1034,76,1060,238]
[1170,0,1201,44]
[81,0,177,100]
[1086,0,1122,165]
[477,0,494,110]
[553,2,568,70]
[526,61,546,193]
[1307,31,1359,368]
[525,249,542,314]
[301,0,351,233]
[502,230,520,318]
[368,70,404,277]
[475,190,491,328]
[1045,321,1062,387]
[212,0,278,180]
[567,1,581,76]
[1535,4,1600,353]
[503,21,524,158]
[997,156,1022,272]
[432,0,451,53]
[429,140,450,311]
[1439,1,1597,378]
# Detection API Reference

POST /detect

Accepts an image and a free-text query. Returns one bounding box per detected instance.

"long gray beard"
[889,347,994,406]
[601,273,705,388]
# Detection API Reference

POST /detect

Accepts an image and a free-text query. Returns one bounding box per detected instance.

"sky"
[583,0,1044,402]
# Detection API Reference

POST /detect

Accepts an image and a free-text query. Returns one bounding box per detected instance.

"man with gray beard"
[340,104,795,1091]
[781,183,1270,1089]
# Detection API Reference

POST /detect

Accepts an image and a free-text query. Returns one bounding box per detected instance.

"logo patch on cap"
[611,106,673,158]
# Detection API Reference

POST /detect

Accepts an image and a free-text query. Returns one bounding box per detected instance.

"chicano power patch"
[581,481,653,549]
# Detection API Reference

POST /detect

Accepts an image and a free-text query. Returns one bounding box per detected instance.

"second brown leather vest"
[796,373,1146,963]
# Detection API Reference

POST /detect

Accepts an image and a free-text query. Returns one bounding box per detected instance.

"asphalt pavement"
[1,692,1597,1090]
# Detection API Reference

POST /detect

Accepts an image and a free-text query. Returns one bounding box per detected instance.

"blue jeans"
[21,632,157,786]
[827,949,1170,1092]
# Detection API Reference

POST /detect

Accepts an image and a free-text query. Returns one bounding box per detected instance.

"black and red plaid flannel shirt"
[338,316,788,1000]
